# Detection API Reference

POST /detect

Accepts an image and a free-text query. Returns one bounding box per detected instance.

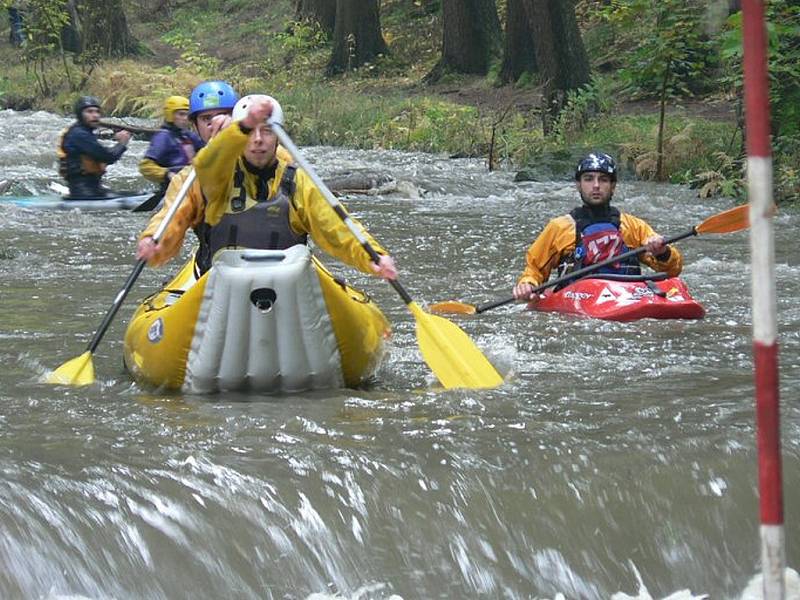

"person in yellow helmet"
[513,152,683,305]
[134,82,290,264]
[138,93,397,280]
[138,95,204,189]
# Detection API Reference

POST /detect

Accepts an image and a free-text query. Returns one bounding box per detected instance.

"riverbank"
[0,1,795,202]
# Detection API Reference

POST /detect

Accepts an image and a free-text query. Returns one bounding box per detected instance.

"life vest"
[560,206,640,277]
[56,124,107,179]
[147,124,201,174]
[195,162,306,274]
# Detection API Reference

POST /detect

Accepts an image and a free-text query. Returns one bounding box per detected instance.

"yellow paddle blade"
[696,204,751,235]
[409,302,504,389]
[429,300,478,315]
[45,351,95,386]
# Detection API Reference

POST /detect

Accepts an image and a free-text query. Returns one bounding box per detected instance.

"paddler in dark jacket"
[138,95,204,190]
[513,152,683,304]
[56,96,131,199]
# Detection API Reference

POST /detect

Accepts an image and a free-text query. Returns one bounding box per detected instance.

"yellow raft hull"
[123,247,390,392]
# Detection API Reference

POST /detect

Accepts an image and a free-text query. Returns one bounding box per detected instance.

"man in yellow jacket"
[136,81,239,264]
[513,152,682,303]
[139,92,397,280]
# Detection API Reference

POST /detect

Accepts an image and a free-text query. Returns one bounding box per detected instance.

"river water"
[0,109,798,599]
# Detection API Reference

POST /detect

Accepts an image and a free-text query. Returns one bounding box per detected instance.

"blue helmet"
[575,152,617,181]
[189,81,238,118]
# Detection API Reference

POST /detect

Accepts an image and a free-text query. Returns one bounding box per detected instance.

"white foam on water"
[740,568,800,599]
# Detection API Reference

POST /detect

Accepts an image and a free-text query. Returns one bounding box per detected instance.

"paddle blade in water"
[45,351,95,386]
[696,204,751,235]
[409,302,503,389]
[428,300,478,315]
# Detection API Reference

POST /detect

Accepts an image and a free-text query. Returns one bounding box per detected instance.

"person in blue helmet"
[513,151,683,303]
[56,96,132,198]
[136,81,238,262]
[138,95,204,192]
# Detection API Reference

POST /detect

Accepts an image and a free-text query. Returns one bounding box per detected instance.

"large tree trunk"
[295,0,336,37]
[499,0,537,84]
[76,0,140,57]
[60,0,83,53]
[327,0,387,75]
[525,0,590,132]
[427,0,501,82]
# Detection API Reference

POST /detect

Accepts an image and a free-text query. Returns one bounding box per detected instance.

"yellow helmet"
[163,95,190,122]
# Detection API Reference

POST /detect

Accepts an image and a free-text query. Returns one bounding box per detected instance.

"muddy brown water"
[0,109,798,599]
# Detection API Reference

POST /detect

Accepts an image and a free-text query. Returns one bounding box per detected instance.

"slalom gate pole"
[742,1,784,596]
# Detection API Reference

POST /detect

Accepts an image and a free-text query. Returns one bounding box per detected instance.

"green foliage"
[600,0,717,99]
[274,20,328,52]
[719,1,800,139]
[17,0,72,96]
[550,75,616,142]
[691,152,745,199]
[161,30,221,75]
[717,0,800,202]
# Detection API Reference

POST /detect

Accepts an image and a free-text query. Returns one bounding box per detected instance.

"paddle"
[132,188,165,212]
[430,204,751,315]
[97,119,160,136]
[269,121,503,389]
[46,170,197,386]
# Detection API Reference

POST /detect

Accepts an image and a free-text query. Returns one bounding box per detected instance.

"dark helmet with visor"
[74,95,102,119]
[575,152,617,181]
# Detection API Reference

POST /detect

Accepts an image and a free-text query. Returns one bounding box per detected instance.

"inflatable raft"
[533,273,705,321]
[123,245,390,393]
[0,192,153,211]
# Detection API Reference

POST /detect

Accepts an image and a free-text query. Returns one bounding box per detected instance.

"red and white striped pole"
[742,0,784,597]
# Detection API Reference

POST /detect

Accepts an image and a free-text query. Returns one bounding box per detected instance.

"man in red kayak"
[513,152,683,303]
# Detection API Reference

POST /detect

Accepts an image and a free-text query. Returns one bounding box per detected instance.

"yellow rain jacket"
[139,143,295,267]
[518,212,683,287]
[141,123,387,274]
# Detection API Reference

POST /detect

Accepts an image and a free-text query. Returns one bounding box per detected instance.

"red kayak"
[533,273,705,321]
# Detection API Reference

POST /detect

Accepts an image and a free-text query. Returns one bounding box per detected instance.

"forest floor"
[421,76,737,123]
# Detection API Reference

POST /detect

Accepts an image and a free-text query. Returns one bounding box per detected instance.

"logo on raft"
[564,290,593,301]
[630,287,655,300]
[147,318,164,343]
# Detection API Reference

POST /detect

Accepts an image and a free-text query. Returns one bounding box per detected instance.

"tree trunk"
[295,0,336,37]
[76,0,140,57]
[62,0,83,54]
[524,0,590,132]
[327,0,387,75]
[427,0,501,82]
[499,0,537,84]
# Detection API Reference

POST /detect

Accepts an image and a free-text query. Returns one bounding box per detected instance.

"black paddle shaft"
[85,259,147,353]
[475,228,698,314]
[132,189,164,212]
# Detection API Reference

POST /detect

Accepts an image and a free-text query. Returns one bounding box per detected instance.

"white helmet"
[232,94,284,127]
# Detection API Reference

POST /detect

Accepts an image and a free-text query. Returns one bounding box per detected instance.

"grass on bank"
[1,0,795,202]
